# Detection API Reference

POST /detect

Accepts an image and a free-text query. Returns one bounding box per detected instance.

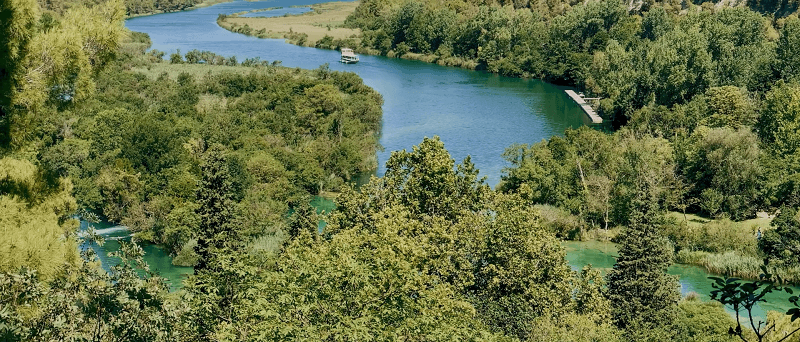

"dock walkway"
[564,90,603,124]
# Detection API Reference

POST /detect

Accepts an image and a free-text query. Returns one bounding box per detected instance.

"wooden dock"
[564,90,603,124]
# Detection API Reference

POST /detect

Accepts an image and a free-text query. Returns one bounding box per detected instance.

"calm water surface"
[126,0,589,187]
[122,3,794,320]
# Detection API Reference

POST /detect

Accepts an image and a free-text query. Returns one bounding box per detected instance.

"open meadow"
[219,1,360,45]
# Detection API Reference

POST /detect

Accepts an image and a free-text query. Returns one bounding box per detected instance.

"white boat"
[340,48,359,64]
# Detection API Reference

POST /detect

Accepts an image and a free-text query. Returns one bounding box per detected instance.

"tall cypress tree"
[194,143,236,273]
[186,143,245,342]
[607,181,680,332]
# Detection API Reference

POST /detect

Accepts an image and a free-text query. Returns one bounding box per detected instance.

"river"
[126,0,589,187]
[117,0,798,318]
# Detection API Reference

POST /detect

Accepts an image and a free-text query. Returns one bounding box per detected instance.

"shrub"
[536,204,585,240]
[169,49,183,64]
[674,298,737,342]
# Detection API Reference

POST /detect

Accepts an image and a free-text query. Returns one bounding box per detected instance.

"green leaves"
[789,296,800,321]
[0,0,39,118]
[758,81,800,159]
[681,126,764,220]
[758,207,800,267]
[0,229,177,342]
[708,268,800,341]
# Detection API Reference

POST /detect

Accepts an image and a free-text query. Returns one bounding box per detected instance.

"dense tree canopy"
[760,207,800,267]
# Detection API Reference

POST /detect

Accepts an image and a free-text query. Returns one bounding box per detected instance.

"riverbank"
[126,0,235,19]
[215,1,486,70]
[563,240,800,321]
[676,249,800,284]
[540,204,800,285]
[217,1,360,45]
[660,212,800,284]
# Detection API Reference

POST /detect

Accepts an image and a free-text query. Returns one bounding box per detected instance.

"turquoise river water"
[81,0,799,319]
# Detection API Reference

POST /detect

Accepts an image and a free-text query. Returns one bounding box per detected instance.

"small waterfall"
[93,226,129,235]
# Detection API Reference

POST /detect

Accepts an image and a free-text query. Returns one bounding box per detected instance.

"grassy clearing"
[131,62,265,79]
[219,1,360,45]
[667,211,772,232]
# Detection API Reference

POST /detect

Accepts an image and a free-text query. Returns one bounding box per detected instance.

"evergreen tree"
[606,181,680,334]
[287,200,319,241]
[184,143,254,342]
[193,143,236,272]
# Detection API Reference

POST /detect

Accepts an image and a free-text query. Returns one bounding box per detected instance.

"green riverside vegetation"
[35,0,231,17]
[225,0,800,280]
[2,0,800,341]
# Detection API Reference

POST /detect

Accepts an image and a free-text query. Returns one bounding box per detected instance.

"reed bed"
[677,250,800,284]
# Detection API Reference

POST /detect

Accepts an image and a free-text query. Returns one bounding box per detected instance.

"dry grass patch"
[221,1,360,45]
[131,63,259,79]
[667,211,771,234]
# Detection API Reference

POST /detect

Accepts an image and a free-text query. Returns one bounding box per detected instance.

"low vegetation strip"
[676,250,800,284]
[125,0,234,18]
[217,1,360,46]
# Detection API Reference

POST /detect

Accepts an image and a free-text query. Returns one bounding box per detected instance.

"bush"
[394,42,410,56]
[700,219,759,255]
[169,49,183,64]
[674,297,737,342]
[536,204,585,240]
[172,239,198,266]
[315,35,335,49]
[664,215,758,256]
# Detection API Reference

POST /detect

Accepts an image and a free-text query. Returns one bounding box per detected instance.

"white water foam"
[93,226,129,235]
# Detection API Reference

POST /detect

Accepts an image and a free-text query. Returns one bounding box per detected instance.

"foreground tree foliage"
[0,158,78,279]
[1,235,177,342]
[4,0,800,341]
[709,269,800,342]
[1,0,123,276]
